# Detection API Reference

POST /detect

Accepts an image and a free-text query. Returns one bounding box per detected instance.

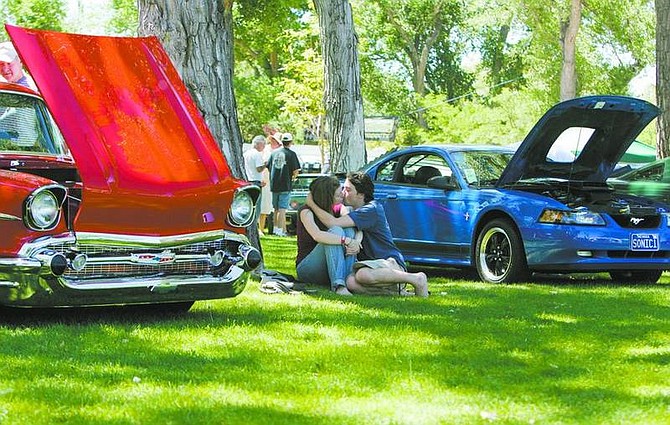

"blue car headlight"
[663,212,670,227]
[538,208,606,226]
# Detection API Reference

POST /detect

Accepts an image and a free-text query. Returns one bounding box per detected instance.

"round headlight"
[228,190,255,227]
[26,189,60,230]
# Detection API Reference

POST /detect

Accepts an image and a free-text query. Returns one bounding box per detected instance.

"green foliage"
[359,54,417,118]
[405,89,545,146]
[109,0,138,36]
[276,46,324,141]
[354,0,470,96]
[233,0,312,78]
[0,236,669,424]
[478,25,528,94]
[1,0,65,31]
[426,34,475,98]
[232,1,320,139]
[513,0,655,102]
[234,69,282,141]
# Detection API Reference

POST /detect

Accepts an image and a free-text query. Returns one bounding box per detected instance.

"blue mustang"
[363,95,669,283]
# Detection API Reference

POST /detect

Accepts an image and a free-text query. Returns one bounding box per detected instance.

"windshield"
[0,92,69,156]
[450,151,514,185]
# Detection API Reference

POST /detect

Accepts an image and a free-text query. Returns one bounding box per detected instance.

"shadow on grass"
[2,279,668,424]
[0,304,195,327]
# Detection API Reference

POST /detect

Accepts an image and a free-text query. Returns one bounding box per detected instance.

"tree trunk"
[137,1,263,258]
[491,25,510,87]
[559,0,581,101]
[137,0,245,178]
[313,0,366,173]
[656,0,670,159]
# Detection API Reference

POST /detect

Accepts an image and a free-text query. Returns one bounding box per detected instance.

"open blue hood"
[497,96,659,186]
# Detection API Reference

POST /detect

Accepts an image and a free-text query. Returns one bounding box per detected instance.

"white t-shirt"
[243,148,265,181]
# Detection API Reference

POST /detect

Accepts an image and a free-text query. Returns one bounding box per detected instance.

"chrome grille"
[65,261,213,279]
[46,239,238,281]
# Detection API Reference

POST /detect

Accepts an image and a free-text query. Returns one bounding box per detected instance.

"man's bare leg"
[346,260,428,297]
[259,213,267,233]
[277,208,287,234]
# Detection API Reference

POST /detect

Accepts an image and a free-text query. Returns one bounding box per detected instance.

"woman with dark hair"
[295,176,361,295]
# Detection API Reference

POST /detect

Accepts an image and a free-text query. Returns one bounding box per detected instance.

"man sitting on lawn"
[306,171,428,297]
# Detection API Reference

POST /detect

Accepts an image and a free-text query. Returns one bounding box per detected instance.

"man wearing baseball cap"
[267,132,301,236]
[0,41,37,90]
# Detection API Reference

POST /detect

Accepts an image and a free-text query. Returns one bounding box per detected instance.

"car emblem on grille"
[630,217,645,225]
[130,250,176,265]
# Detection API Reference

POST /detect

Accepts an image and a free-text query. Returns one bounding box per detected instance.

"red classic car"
[0,25,261,311]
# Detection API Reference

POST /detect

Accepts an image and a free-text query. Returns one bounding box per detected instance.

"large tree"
[657,0,670,158]
[559,0,581,100]
[313,0,366,172]
[357,0,464,97]
[353,0,466,129]
[137,0,245,178]
[519,0,654,103]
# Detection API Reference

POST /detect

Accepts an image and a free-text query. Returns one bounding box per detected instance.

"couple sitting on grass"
[295,171,428,297]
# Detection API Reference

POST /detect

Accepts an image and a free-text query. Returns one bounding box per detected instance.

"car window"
[375,157,401,182]
[451,151,513,185]
[292,176,315,191]
[0,93,68,156]
[400,154,452,185]
[629,164,664,182]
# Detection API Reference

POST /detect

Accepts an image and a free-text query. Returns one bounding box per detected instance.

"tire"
[475,218,529,283]
[609,270,662,284]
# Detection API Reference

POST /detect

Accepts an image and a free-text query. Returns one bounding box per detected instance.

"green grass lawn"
[1,235,669,424]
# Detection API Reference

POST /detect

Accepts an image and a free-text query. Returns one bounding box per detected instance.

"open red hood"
[7,25,237,235]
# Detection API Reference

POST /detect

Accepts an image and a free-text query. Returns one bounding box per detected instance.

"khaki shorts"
[353,258,397,271]
[352,258,407,295]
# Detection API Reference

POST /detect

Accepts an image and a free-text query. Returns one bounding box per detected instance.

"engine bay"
[513,178,660,216]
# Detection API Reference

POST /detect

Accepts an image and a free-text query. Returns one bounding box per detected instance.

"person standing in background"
[258,130,284,234]
[267,132,301,237]
[0,42,37,90]
[243,135,267,235]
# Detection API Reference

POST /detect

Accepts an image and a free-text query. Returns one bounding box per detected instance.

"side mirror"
[427,175,457,190]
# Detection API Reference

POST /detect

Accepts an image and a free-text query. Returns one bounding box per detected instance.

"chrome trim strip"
[0,257,43,269]
[60,265,245,290]
[18,233,76,257]
[0,281,20,287]
[74,230,250,247]
[17,230,251,257]
[0,213,21,221]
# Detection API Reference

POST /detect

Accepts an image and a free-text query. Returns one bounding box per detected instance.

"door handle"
[386,194,397,199]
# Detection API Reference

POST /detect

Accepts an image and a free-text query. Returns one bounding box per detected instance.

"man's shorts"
[352,259,407,295]
[353,258,406,272]
[272,191,290,210]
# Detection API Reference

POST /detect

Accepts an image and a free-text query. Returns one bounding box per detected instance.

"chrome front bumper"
[0,230,261,306]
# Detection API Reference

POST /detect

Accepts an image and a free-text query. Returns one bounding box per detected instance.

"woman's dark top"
[295,204,342,266]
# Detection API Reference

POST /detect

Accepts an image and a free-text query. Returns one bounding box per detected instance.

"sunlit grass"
[0,234,668,424]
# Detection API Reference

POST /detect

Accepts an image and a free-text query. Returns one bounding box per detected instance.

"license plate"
[630,233,659,251]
